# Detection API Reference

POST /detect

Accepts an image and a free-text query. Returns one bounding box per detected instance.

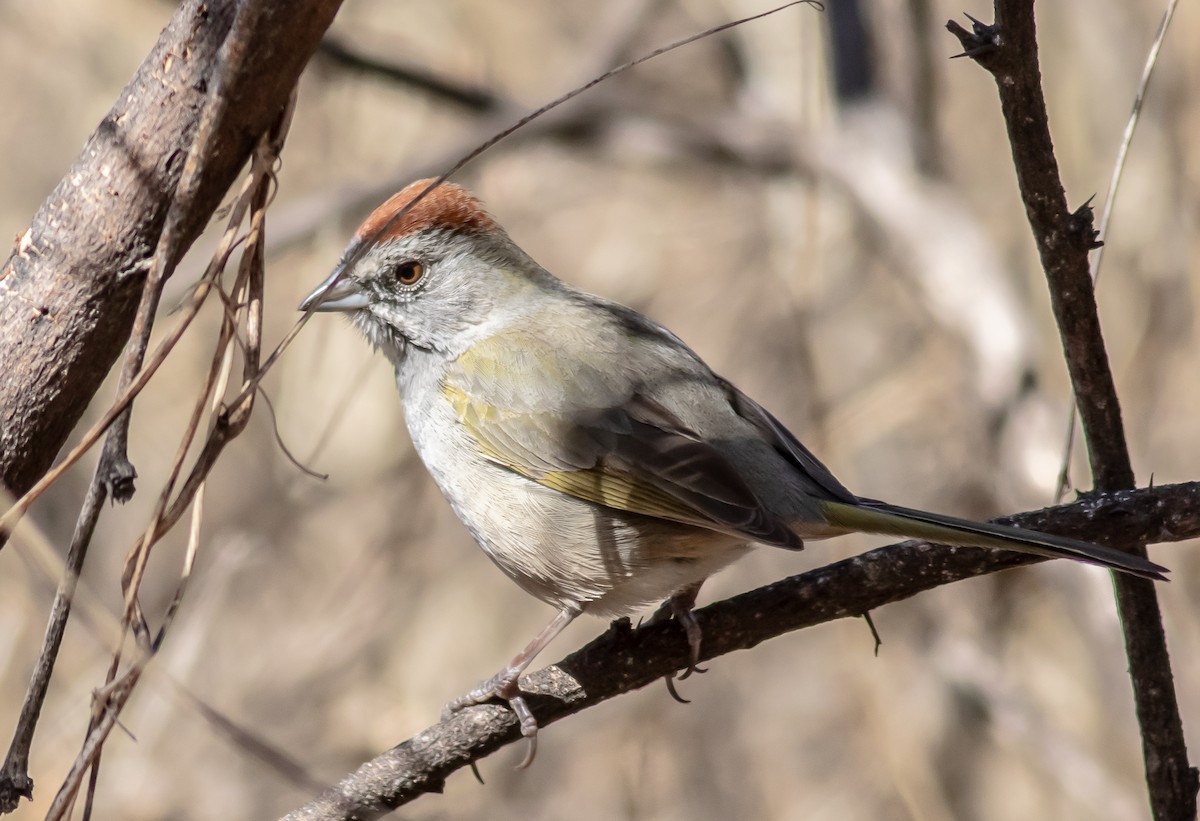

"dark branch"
[281,483,1199,821]
[0,481,108,812]
[947,5,1133,488]
[946,5,1197,818]
[0,0,342,813]
[0,0,343,506]
[318,37,504,113]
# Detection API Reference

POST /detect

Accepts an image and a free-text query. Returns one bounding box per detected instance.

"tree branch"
[0,0,343,504]
[0,479,107,811]
[282,483,1198,821]
[317,37,505,113]
[947,6,1197,818]
[0,0,341,813]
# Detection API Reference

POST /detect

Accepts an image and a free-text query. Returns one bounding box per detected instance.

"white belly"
[402,377,750,615]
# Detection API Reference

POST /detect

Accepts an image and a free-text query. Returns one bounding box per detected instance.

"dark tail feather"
[819,499,1167,581]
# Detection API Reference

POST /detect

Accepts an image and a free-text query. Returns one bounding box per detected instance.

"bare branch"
[0,480,107,810]
[1055,0,1180,498]
[946,4,1197,817]
[282,483,1197,821]
[0,0,342,505]
[60,103,290,820]
[317,37,504,113]
[1,1,339,810]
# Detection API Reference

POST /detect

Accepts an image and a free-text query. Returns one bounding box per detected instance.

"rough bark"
[948,6,1198,817]
[283,483,1198,821]
[0,0,343,501]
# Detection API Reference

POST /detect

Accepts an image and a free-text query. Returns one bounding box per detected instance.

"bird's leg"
[668,583,705,678]
[443,606,578,768]
[649,582,706,702]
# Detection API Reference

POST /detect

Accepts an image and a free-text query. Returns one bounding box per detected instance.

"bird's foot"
[442,607,579,769]
[651,583,707,701]
[444,669,539,768]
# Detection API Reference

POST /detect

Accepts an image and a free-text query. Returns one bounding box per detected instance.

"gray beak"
[299,267,371,312]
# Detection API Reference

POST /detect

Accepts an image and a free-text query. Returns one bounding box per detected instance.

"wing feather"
[441,332,803,549]
[719,377,858,504]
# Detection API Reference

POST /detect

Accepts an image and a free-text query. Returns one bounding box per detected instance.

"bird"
[299,178,1166,765]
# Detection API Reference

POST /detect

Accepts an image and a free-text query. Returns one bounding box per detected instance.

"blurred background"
[1,0,1197,818]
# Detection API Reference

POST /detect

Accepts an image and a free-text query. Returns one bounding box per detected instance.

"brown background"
[1,1,1197,818]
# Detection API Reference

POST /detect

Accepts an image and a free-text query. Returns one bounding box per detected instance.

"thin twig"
[82,131,280,821]
[2,490,321,801]
[318,37,504,113]
[0,478,107,810]
[3,11,270,808]
[231,0,823,413]
[1054,0,1179,500]
[0,169,255,538]
[51,12,293,811]
[45,675,136,821]
[96,0,263,506]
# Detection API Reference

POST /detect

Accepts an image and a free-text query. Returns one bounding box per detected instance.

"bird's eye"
[394,260,424,287]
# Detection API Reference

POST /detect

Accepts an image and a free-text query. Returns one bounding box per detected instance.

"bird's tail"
[818,499,1167,581]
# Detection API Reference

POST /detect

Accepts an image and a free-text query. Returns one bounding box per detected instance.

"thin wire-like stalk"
[1054,0,1179,502]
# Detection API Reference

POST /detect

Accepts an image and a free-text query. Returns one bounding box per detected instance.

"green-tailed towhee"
[300,178,1165,764]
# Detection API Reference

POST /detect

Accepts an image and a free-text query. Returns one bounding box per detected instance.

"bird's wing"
[441,329,803,549]
[718,377,859,504]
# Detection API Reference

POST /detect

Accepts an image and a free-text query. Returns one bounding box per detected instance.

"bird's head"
[300,179,544,360]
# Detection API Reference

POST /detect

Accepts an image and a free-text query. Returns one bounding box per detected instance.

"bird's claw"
[651,585,705,701]
[512,696,539,769]
[444,671,541,768]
